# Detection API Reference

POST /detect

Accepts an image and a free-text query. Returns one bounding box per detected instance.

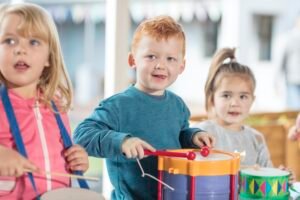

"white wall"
[172,0,300,115]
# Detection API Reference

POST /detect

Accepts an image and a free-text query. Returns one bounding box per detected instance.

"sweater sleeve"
[254,132,273,167]
[73,101,130,158]
[178,101,204,148]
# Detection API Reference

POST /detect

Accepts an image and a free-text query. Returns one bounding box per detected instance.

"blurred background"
[3,0,300,198]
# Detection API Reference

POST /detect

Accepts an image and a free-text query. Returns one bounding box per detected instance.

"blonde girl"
[0,3,88,199]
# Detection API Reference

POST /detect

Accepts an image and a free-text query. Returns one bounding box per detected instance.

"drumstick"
[144,149,196,160]
[24,169,99,181]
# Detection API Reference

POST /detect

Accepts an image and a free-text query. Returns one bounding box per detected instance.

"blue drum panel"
[163,172,238,200]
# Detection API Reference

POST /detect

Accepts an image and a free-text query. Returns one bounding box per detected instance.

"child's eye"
[167,57,177,62]
[240,95,248,100]
[222,94,230,99]
[146,55,156,60]
[3,38,16,45]
[30,39,40,46]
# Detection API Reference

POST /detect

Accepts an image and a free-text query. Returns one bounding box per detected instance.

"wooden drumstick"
[24,169,100,181]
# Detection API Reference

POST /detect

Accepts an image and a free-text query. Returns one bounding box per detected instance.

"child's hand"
[288,113,300,141]
[192,131,215,148]
[64,144,89,172]
[278,165,296,185]
[288,125,300,141]
[121,137,156,159]
[0,145,37,177]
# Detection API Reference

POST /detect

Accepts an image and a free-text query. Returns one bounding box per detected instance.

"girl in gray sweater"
[194,47,273,167]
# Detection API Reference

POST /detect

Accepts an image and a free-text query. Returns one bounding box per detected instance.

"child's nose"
[154,62,166,70]
[14,44,27,56]
[230,98,240,106]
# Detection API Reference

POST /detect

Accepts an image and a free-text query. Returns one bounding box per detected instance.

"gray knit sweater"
[193,120,273,167]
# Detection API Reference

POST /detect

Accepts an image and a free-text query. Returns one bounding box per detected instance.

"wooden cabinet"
[249,111,300,180]
[253,124,286,167]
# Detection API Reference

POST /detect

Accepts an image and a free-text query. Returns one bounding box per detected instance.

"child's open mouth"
[153,74,167,79]
[14,61,29,71]
[228,112,240,116]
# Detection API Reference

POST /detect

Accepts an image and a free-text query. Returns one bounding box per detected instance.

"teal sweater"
[73,86,202,200]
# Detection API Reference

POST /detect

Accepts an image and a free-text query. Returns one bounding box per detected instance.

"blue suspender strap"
[51,101,89,189]
[0,86,40,199]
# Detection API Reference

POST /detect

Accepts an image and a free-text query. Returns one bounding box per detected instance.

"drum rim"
[41,187,104,198]
[158,148,240,176]
[240,167,290,177]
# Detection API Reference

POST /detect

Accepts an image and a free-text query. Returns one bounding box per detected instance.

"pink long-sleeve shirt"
[0,89,70,199]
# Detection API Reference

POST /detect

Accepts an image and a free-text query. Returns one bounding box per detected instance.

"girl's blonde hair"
[131,15,186,57]
[205,48,256,117]
[0,3,72,112]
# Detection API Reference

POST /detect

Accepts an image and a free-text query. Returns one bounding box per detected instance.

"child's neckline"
[131,85,166,99]
[211,119,245,133]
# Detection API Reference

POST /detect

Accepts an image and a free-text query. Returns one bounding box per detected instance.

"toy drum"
[239,167,290,199]
[157,149,240,200]
[41,188,105,200]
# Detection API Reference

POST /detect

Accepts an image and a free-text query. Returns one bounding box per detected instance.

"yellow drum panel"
[158,149,240,176]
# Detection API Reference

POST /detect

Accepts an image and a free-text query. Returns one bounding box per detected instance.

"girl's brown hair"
[205,48,256,117]
[0,3,72,112]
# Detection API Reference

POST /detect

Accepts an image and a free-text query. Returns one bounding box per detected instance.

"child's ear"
[128,53,136,69]
[252,95,256,103]
[179,59,186,74]
[44,60,50,68]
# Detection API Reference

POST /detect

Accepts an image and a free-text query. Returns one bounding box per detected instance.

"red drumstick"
[144,149,196,160]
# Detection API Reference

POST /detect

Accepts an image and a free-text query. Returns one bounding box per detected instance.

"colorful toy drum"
[239,167,290,199]
[156,149,240,200]
[40,188,105,200]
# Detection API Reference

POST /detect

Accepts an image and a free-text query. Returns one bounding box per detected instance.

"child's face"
[128,35,185,95]
[213,76,255,130]
[0,14,50,97]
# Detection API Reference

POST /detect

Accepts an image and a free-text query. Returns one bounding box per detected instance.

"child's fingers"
[68,157,88,168]
[122,149,131,158]
[129,148,138,158]
[69,165,87,171]
[64,145,83,157]
[0,168,11,176]
[208,135,216,147]
[64,145,88,162]
[23,160,38,173]
[140,141,155,152]
[65,150,89,172]
[136,145,145,159]
[68,162,88,172]
[295,113,300,129]
[193,136,204,147]
[66,151,88,163]
[2,167,21,177]
[205,135,215,148]
[122,137,155,159]
[66,151,89,172]
[198,134,212,147]
[288,126,298,140]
